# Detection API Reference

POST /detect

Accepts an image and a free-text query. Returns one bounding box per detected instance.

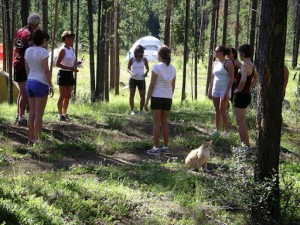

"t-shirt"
[25,46,50,85]
[151,62,176,99]
[13,27,33,70]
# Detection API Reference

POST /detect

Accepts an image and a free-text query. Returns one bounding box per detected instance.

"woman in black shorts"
[56,31,82,121]
[234,44,258,148]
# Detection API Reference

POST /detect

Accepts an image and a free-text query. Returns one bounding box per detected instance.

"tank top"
[58,46,76,71]
[131,57,145,80]
[212,60,230,89]
[236,67,254,94]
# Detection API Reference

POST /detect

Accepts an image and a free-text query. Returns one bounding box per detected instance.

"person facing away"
[144,45,176,156]
[127,45,149,115]
[208,45,234,138]
[13,13,41,126]
[24,29,53,145]
[228,47,242,103]
[56,31,82,122]
[234,44,258,149]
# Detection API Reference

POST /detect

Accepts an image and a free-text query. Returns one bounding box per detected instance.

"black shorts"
[14,68,27,82]
[57,70,75,86]
[129,78,146,91]
[151,97,172,110]
[234,92,251,109]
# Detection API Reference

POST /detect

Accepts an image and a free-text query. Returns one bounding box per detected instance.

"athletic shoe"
[160,146,170,155]
[146,147,161,155]
[17,116,27,126]
[211,129,220,137]
[130,111,135,116]
[139,110,144,115]
[58,115,66,121]
[64,114,71,122]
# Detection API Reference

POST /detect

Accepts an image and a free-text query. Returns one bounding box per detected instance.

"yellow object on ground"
[0,71,19,103]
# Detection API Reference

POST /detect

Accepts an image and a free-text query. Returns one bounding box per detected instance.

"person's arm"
[224,60,234,99]
[172,76,176,93]
[235,64,248,93]
[25,60,30,76]
[56,49,78,72]
[127,58,133,75]
[208,73,214,99]
[250,68,258,89]
[42,56,54,97]
[144,71,158,111]
[144,58,149,77]
[283,65,289,96]
[234,59,242,69]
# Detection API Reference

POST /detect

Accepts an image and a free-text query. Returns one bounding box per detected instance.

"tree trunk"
[250,0,258,60]
[292,1,300,69]
[73,0,80,99]
[114,1,120,96]
[50,0,59,74]
[70,0,74,32]
[42,0,48,33]
[235,0,240,51]
[205,0,217,95]
[109,2,115,90]
[200,0,206,62]
[194,0,199,100]
[181,0,190,102]
[254,0,288,224]
[222,0,228,45]
[214,0,220,47]
[2,0,7,71]
[20,0,29,27]
[104,10,110,102]
[87,0,95,102]
[164,0,173,47]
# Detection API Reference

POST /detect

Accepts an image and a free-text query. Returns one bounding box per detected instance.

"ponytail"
[158,45,171,66]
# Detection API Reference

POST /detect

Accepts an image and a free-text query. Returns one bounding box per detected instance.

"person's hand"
[143,72,148,77]
[49,86,54,98]
[207,92,212,99]
[71,66,79,72]
[222,94,228,100]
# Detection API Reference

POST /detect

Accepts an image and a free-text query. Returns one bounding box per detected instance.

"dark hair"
[217,45,230,56]
[158,45,171,66]
[230,48,237,59]
[32,29,50,46]
[238,44,252,58]
[134,45,144,58]
[61,31,75,41]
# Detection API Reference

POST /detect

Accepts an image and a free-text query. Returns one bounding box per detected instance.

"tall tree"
[249,0,258,59]
[199,0,207,62]
[254,0,288,224]
[214,0,220,47]
[235,0,240,51]
[194,0,199,99]
[181,0,190,102]
[70,0,74,32]
[2,0,7,71]
[87,0,95,101]
[164,0,173,47]
[292,0,300,69]
[222,0,228,45]
[73,0,80,98]
[42,0,49,33]
[20,0,29,27]
[109,2,115,90]
[114,0,120,96]
[205,0,217,95]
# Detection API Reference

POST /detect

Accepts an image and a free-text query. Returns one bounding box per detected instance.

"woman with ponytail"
[144,45,176,155]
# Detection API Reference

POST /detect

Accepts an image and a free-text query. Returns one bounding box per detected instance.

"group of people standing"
[208,44,258,149]
[13,13,80,144]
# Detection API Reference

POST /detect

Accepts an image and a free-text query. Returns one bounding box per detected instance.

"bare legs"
[28,96,48,141]
[57,85,73,115]
[234,107,249,146]
[151,109,170,147]
[17,81,28,119]
[212,97,229,131]
[129,88,145,112]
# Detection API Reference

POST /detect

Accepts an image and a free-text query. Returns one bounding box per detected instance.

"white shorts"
[212,86,231,99]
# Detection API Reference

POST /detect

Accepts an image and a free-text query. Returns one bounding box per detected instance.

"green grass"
[0,56,299,224]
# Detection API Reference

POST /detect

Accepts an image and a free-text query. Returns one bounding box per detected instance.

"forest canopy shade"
[125,36,163,61]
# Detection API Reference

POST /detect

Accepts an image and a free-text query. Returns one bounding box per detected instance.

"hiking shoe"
[130,111,135,116]
[17,116,27,126]
[146,147,161,155]
[160,146,170,155]
[64,114,71,122]
[211,129,220,137]
[58,115,66,121]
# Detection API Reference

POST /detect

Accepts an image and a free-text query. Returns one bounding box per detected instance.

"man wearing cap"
[14,13,41,126]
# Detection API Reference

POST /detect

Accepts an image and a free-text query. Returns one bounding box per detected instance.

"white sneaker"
[146,147,161,155]
[211,130,220,137]
[130,111,135,116]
